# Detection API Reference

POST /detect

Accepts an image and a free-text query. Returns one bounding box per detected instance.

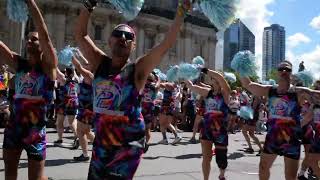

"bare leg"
[259,153,277,180]
[284,157,299,180]
[201,140,213,180]
[3,148,22,180]
[28,159,45,180]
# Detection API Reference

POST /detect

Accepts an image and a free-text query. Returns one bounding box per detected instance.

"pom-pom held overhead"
[58,46,78,66]
[7,0,29,23]
[192,56,205,66]
[177,63,201,81]
[197,0,237,30]
[223,72,236,83]
[237,106,253,120]
[166,66,179,82]
[231,50,257,77]
[103,0,144,21]
[294,71,314,87]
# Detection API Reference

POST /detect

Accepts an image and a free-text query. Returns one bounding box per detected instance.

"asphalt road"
[0,129,305,180]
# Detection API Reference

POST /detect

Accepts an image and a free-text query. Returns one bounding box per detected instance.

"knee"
[249,131,255,138]
[215,148,228,170]
[259,161,269,173]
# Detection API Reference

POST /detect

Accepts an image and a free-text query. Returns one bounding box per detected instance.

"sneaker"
[172,136,182,145]
[70,138,79,150]
[244,148,254,153]
[54,139,63,144]
[158,139,169,145]
[189,137,197,144]
[256,150,262,156]
[298,175,308,180]
[219,176,226,180]
[73,154,90,162]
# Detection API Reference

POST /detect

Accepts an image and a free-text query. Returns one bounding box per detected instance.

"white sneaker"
[172,136,182,145]
[158,139,169,145]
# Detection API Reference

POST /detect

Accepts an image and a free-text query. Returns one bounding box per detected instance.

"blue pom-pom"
[166,65,179,82]
[104,0,144,21]
[192,56,205,66]
[231,50,257,77]
[153,69,162,75]
[158,72,167,81]
[58,46,77,66]
[237,106,253,120]
[198,0,237,30]
[223,72,236,83]
[7,0,29,23]
[294,71,314,87]
[177,63,201,80]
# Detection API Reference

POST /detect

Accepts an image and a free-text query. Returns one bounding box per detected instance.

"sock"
[162,131,167,140]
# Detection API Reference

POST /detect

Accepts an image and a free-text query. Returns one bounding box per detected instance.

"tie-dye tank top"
[14,58,54,124]
[0,72,8,90]
[204,90,228,123]
[267,87,301,132]
[63,79,79,108]
[142,82,157,104]
[93,57,144,145]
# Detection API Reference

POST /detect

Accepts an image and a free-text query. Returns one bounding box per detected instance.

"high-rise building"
[223,19,255,70]
[262,24,286,80]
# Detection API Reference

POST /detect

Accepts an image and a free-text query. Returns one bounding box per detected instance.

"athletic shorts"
[77,108,94,125]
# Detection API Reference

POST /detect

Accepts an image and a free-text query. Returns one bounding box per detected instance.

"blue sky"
[217,0,320,78]
[269,0,320,56]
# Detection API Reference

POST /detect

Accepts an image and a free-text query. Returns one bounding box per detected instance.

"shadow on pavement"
[143,153,202,160]
[0,158,85,172]
[227,152,245,160]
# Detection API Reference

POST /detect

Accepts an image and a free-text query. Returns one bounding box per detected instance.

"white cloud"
[287,33,311,48]
[310,15,320,31]
[286,45,320,79]
[215,0,275,78]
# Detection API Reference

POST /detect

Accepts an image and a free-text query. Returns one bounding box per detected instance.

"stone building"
[0,0,218,70]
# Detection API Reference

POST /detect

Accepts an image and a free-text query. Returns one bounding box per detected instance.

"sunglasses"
[277,67,292,72]
[111,30,135,41]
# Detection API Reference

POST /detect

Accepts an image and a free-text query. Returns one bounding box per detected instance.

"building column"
[55,13,66,51]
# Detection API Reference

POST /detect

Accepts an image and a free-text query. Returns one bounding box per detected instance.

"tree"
[266,69,278,82]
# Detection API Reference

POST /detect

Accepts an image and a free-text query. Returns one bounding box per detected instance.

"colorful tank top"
[142,82,157,104]
[204,90,228,121]
[78,82,93,110]
[63,79,79,108]
[14,58,54,124]
[267,87,301,130]
[0,72,8,90]
[93,57,144,144]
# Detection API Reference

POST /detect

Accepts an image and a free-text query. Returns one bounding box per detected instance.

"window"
[94,25,102,40]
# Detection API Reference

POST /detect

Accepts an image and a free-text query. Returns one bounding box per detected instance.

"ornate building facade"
[0,0,217,70]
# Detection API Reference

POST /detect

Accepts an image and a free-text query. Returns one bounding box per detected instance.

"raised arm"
[134,5,186,90]
[185,80,210,98]
[0,41,19,70]
[72,56,93,85]
[26,0,58,78]
[74,8,105,71]
[240,77,271,97]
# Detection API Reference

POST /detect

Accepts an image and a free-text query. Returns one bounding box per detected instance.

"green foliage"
[266,69,278,82]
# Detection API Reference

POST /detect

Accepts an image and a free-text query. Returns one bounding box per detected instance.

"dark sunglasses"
[111,30,135,41]
[277,67,292,72]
